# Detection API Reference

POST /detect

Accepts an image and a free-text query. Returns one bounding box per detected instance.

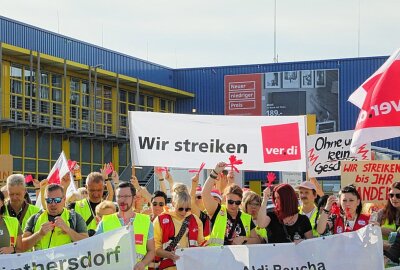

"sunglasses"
[196,196,202,200]
[45,197,63,204]
[227,199,242,205]
[389,193,400,199]
[152,202,165,207]
[177,207,191,212]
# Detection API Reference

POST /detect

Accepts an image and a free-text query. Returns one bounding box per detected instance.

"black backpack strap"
[68,210,77,229]
[33,209,44,226]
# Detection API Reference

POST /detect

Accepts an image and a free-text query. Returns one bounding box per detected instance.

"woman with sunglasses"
[317,184,369,235]
[376,182,400,248]
[257,184,312,244]
[202,162,260,246]
[0,190,22,254]
[241,191,267,243]
[154,185,204,270]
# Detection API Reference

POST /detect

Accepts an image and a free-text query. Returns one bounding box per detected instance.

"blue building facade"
[0,15,396,185]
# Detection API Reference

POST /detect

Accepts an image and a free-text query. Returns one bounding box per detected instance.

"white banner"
[307,130,371,177]
[176,225,384,270]
[0,226,135,270]
[129,112,307,172]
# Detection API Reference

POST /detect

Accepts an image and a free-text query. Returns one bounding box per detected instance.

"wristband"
[212,170,218,175]
[323,208,330,214]
[209,174,218,179]
[159,178,165,181]
[12,246,16,254]
[35,188,40,190]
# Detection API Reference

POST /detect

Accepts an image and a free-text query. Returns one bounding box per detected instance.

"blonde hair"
[170,183,191,208]
[171,183,189,195]
[95,201,116,217]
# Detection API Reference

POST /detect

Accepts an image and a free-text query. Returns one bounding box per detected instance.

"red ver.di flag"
[348,48,400,149]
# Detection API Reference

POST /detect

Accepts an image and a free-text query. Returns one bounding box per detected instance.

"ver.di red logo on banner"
[261,123,301,163]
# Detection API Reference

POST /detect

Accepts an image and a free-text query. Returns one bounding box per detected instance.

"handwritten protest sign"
[307,130,371,178]
[341,160,400,203]
[0,154,13,187]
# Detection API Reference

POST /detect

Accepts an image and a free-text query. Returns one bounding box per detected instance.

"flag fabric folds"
[349,48,400,149]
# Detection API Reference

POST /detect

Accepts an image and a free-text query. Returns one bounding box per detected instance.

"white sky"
[1,0,399,68]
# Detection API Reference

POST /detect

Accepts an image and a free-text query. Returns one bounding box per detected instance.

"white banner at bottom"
[0,226,135,270]
[176,225,384,270]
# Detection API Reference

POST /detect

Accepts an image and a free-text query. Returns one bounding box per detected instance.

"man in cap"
[297,181,319,237]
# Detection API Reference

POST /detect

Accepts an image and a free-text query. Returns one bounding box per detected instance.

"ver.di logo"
[261,123,301,163]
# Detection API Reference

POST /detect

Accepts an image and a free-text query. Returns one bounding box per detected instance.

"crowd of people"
[0,161,399,268]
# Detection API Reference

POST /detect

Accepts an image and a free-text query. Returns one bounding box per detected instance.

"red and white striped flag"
[349,48,400,150]
[36,151,77,208]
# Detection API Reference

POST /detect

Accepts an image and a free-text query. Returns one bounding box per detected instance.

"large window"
[10,129,62,179]
[95,85,113,135]
[69,138,113,178]
[10,64,63,127]
[70,78,91,131]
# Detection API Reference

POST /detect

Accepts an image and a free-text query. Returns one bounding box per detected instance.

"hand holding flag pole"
[188,162,206,174]
[226,155,243,173]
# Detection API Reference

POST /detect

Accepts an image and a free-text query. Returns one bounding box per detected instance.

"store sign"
[224,74,262,116]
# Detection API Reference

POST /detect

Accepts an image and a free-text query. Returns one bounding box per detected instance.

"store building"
[0,16,396,189]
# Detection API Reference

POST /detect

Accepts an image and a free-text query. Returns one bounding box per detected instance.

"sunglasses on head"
[45,197,63,204]
[227,199,241,205]
[152,202,165,207]
[389,193,400,199]
[177,207,191,212]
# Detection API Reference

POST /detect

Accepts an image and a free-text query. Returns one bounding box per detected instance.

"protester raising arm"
[316,195,336,235]
[165,169,174,196]
[131,176,152,205]
[257,187,272,228]
[100,164,114,201]
[190,173,201,217]
[202,162,226,217]
[154,167,167,194]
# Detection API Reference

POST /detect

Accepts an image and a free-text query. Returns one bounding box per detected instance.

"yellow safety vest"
[5,203,40,231]
[2,216,20,247]
[382,219,397,240]
[299,206,320,237]
[208,205,252,246]
[255,226,267,240]
[74,199,97,231]
[102,213,150,264]
[33,209,72,250]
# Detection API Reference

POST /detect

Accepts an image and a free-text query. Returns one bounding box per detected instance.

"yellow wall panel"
[307,114,316,135]
[249,180,262,195]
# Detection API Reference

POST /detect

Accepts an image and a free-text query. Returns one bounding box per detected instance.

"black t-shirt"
[211,204,256,245]
[266,212,312,243]
[199,211,210,231]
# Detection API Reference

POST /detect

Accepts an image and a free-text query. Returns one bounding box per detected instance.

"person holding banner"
[0,190,22,254]
[96,182,155,270]
[22,184,88,251]
[257,184,313,243]
[317,184,369,235]
[4,174,40,233]
[202,162,260,246]
[153,185,205,270]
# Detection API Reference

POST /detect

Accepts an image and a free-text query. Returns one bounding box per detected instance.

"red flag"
[348,49,400,149]
[24,175,33,184]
